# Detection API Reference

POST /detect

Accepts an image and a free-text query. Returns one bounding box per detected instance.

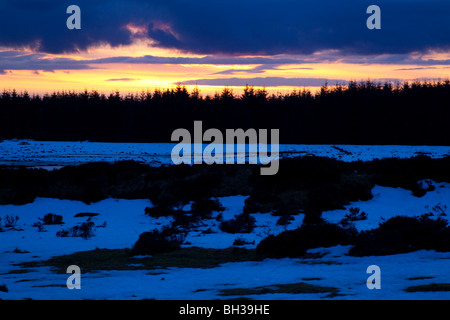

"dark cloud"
[0,51,93,72]
[0,0,135,53]
[214,64,286,75]
[212,64,314,75]
[0,51,312,71]
[178,77,351,87]
[91,55,307,65]
[0,1,449,56]
[3,48,450,74]
[395,67,439,71]
[338,54,450,66]
[91,53,450,68]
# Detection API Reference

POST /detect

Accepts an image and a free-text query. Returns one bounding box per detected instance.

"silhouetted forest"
[1,80,449,145]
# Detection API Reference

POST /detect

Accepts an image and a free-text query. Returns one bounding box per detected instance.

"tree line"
[0,80,449,145]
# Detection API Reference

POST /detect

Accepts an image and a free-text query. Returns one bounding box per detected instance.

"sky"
[0,0,449,96]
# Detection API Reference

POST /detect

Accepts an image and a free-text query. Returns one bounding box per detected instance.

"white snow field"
[0,187,449,300]
[1,139,450,168]
[0,140,450,300]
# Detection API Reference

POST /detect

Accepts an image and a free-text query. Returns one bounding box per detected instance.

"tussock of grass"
[2,269,34,275]
[74,212,99,218]
[218,282,339,296]
[404,283,450,292]
[407,276,435,281]
[0,284,8,292]
[12,248,30,254]
[31,284,66,288]
[20,247,260,273]
[297,260,343,265]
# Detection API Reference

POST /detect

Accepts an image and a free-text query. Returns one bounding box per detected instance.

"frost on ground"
[1,139,450,168]
[1,184,450,300]
[322,181,450,231]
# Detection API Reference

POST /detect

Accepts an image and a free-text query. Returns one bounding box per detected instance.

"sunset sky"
[1,0,449,96]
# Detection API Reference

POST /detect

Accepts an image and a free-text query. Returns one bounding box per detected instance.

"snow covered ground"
[1,186,450,300]
[1,140,449,300]
[322,181,450,231]
[1,139,450,168]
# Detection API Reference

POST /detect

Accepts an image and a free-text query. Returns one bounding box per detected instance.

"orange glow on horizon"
[1,42,450,98]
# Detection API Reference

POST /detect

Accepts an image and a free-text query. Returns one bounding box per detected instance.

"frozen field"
[0,184,450,300]
[0,140,450,300]
[1,139,450,168]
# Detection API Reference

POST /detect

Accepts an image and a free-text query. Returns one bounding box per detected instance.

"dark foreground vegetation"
[3,154,450,258]
[21,246,260,273]
[1,80,450,145]
[257,214,450,257]
[1,155,450,213]
[21,212,450,274]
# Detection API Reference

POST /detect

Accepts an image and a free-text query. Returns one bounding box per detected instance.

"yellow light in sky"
[1,38,450,97]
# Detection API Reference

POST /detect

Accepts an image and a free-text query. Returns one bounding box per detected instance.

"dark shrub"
[243,156,374,223]
[276,214,294,226]
[339,207,368,227]
[271,205,290,216]
[74,212,99,218]
[181,172,223,201]
[131,226,186,255]
[345,207,368,221]
[12,248,29,254]
[40,213,64,225]
[425,203,447,217]
[55,229,69,237]
[56,222,95,240]
[144,205,180,218]
[242,196,265,215]
[257,222,355,258]
[219,212,256,234]
[2,215,19,228]
[363,156,450,196]
[32,221,46,232]
[305,176,373,214]
[152,169,223,206]
[172,213,199,229]
[191,198,225,218]
[0,284,8,292]
[349,215,450,256]
[233,237,255,246]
